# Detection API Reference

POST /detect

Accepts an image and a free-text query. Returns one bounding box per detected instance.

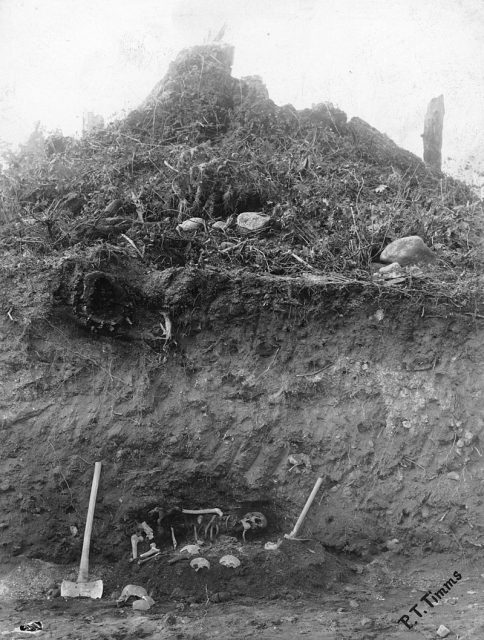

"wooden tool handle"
[78,461,102,583]
[286,476,323,539]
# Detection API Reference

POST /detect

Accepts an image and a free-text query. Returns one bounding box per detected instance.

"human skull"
[190,557,210,572]
[219,555,241,568]
[117,584,148,607]
[179,544,201,556]
[240,511,267,531]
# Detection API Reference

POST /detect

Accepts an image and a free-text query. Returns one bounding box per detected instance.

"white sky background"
[0,0,483,177]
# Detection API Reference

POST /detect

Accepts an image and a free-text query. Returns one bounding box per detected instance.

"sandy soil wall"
[1,282,482,563]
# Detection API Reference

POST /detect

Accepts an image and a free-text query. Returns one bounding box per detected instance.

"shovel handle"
[286,476,323,539]
[78,461,102,583]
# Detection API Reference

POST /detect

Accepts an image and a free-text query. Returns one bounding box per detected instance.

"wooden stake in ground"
[422,95,444,171]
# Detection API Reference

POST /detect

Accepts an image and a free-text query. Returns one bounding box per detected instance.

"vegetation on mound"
[0,44,482,314]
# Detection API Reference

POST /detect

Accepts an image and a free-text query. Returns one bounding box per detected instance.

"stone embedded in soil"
[177,217,205,232]
[447,471,460,480]
[380,235,436,266]
[237,211,270,232]
[378,262,403,274]
[212,220,230,230]
[132,596,154,611]
[384,538,400,552]
[436,624,451,638]
[164,614,177,625]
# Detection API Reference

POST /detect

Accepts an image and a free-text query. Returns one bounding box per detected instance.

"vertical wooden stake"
[422,95,445,171]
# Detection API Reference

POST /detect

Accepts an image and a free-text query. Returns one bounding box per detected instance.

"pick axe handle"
[78,461,102,583]
[287,476,323,539]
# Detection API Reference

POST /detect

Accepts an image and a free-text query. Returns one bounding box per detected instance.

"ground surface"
[0,551,483,639]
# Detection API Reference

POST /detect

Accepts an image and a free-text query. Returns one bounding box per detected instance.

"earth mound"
[0,45,482,588]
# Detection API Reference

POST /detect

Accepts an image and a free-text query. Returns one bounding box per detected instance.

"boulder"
[236,212,270,233]
[380,236,435,266]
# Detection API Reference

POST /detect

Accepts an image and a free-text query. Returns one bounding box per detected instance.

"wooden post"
[422,95,444,171]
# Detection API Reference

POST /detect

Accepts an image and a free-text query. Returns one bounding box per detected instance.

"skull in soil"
[190,557,211,572]
[219,554,241,568]
[240,512,268,532]
[117,584,148,607]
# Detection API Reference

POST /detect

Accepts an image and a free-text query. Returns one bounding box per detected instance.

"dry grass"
[0,44,482,313]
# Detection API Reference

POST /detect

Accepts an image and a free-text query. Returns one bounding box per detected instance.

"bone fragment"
[171,526,177,550]
[139,542,160,559]
[140,521,154,540]
[138,552,162,566]
[131,533,144,560]
[160,312,172,341]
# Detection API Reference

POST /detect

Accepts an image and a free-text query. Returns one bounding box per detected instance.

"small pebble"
[436,624,451,638]
[446,472,460,481]
[164,614,177,625]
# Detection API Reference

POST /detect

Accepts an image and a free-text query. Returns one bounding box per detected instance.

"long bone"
[131,534,144,561]
[182,508,223,517]
[139,542,160,559]
[138,551,162,566]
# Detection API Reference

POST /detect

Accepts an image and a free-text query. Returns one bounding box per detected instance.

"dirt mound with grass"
[0,43,483,589]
